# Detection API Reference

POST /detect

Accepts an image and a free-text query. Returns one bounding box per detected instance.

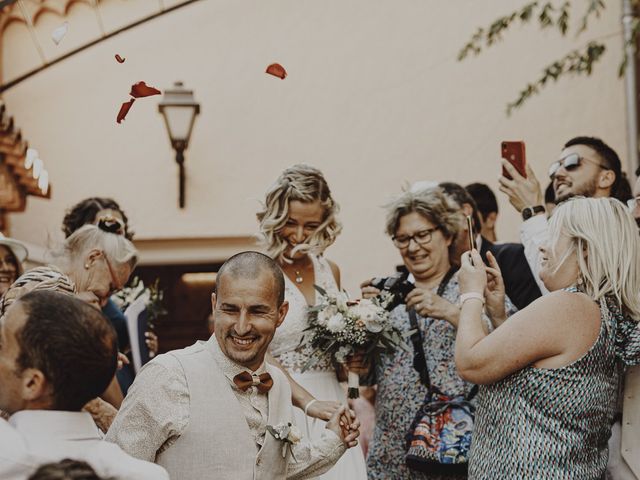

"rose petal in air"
[129,81,161,98]
[266,63,287,80]
[116,99,135,124]
[115,54,126,63]
[51,22,69,45]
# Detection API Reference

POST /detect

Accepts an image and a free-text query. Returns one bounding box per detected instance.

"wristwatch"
[521,205,546,220]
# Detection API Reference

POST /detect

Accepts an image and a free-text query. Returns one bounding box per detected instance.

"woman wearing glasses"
[359,187,512,479]
[62,197,158,395]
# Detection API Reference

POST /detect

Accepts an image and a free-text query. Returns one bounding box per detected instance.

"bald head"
[216,251,285,306]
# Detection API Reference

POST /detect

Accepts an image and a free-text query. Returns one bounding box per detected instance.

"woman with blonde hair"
[456,197,640,478]
[257,164,367,479]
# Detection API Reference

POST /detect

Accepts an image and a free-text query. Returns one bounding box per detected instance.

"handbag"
[405,268,478,474]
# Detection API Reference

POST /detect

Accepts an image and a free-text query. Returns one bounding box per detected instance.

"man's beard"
[555,176,598,203]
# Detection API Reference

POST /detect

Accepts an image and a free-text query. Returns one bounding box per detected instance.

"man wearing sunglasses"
[499,136,630,295]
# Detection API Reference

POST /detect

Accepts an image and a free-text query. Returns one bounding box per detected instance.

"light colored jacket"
[155,339,292,480]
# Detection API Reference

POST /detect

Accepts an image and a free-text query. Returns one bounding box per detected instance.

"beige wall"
[2,0,628,294]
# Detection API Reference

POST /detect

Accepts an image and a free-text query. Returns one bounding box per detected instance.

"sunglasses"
[548,153,610,179]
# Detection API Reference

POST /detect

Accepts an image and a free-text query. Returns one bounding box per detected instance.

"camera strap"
[408,266,459,389]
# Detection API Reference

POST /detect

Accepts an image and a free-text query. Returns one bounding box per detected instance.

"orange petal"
[117,99,135,124]
[266,63,287,80]
[130,81,161,98]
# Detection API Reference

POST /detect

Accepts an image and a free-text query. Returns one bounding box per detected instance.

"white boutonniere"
[266,422,301,461]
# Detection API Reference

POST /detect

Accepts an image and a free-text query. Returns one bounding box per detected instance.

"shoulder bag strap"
[409,267,458,388]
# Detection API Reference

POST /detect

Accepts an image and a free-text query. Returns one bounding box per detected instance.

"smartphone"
[501,141,527,179]
[466,215,476,266]
[466,215,476,251]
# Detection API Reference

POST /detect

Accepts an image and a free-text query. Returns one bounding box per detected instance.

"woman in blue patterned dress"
[360,187,514,480]
[456,197,640,479]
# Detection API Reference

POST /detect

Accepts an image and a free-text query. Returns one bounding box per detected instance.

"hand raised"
[498,160,543,213]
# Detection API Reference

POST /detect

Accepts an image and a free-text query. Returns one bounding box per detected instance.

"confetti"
[115,54,126,63]
[129,81,161,98]
[266,63,287,80]
[116,99,135,124]
[51,22,69,45]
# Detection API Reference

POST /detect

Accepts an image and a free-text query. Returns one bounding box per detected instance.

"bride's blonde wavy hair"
[256,164,342,261]
[548,197,640,321]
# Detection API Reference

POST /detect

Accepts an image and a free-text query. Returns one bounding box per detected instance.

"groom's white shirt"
[106,336,345,480]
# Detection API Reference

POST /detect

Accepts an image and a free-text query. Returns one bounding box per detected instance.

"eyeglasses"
[627,197,640,211]
[392,227,438,249]
[102,253,124,298]
[548,153,610,179]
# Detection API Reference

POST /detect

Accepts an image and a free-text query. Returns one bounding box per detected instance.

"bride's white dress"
[270,254,367,479]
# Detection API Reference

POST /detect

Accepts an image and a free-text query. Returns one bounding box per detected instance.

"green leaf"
[313,284,328,297]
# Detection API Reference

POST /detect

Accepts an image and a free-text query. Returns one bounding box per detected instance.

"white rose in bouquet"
[317,304,337,327]
[352,298,385,333]
[326,312,347,333]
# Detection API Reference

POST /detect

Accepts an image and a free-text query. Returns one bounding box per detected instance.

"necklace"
[295,270,303,284]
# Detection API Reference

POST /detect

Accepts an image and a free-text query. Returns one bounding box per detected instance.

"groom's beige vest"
[155,338,293,480]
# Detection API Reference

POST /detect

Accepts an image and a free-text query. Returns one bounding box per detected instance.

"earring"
[84,264,90,269]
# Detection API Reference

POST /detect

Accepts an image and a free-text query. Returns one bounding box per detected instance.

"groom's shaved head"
[216,251,285,306]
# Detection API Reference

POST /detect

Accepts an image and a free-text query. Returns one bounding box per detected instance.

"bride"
[257,164,367,479]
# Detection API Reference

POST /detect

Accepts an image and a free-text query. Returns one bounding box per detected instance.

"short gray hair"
[384,187,464,239]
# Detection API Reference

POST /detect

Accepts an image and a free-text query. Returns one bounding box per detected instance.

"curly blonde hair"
[257,165,342,261]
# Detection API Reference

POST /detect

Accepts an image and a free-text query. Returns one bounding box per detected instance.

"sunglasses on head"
[548,153,610,179]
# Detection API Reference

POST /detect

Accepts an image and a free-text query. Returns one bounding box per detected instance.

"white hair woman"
[257,164,367,480]
[456,197,640,478]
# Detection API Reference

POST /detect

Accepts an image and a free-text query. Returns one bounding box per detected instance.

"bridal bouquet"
[301,286,409,398]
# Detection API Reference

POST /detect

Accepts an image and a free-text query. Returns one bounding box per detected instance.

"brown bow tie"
[233,371,273,393]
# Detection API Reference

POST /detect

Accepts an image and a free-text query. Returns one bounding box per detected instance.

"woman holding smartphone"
[456,197,640,478]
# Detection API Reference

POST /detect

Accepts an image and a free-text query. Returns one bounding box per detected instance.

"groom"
[106,251,359,479]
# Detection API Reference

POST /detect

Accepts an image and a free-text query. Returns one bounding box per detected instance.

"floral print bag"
[404,270,477,474]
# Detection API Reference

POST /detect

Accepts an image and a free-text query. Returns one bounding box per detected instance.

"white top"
[519,214,550,295]
[0,411,168,480]
[271,255,340,373]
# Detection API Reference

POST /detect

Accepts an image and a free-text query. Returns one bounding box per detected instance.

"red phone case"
[501,141,526,179]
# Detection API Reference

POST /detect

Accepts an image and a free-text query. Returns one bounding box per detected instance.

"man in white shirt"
[0,290,168,480]
[498,136,629,294]
[107,251,360,480]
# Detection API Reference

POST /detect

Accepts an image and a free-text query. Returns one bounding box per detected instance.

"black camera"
[370,273,415,312]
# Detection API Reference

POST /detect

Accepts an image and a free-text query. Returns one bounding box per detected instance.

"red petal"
[130,81,161,98]
[115,54,126,63]
[117,99,135,124]
[266,63,287,80]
